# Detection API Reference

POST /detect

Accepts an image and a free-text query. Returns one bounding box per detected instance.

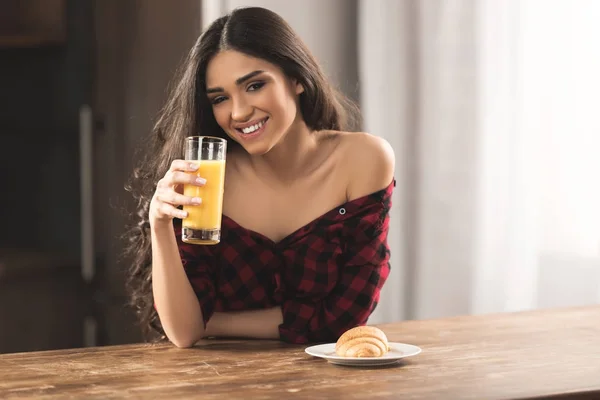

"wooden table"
[1,306,599,399]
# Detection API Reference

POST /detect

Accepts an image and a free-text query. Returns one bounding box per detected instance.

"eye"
[247,81,265,92]
[211,96,227,105]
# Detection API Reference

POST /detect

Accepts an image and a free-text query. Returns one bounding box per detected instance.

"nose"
[231,96,253,122]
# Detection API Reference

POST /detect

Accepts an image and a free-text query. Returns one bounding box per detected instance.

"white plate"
[305,342,422,366]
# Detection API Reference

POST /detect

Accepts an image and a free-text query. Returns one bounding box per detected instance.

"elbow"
[170,334,201,348]
[167,328,204,349]
[171,338,196,349]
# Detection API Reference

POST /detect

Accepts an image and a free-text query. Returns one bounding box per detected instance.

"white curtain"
[365,0,600,322]
[203,0,600,323]
[517,0,600,310]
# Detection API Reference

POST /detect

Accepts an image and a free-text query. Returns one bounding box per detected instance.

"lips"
[234,117,269,140]
[235,117,268,133]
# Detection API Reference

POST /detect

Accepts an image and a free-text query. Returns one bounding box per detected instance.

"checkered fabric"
[175,180,394,344]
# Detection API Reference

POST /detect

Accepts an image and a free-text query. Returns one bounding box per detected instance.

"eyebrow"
[206,70,265,94]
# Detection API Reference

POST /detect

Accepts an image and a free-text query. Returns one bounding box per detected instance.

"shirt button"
[339,207,346,215]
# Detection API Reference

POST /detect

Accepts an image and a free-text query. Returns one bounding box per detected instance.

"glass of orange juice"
[182,136,227,245]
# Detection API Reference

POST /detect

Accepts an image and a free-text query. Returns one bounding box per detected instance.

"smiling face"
[204,50,304,155]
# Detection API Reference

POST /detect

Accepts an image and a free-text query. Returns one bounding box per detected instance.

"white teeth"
[241,120,265,134]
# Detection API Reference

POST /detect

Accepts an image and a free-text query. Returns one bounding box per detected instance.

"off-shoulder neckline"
[221,179,395,246]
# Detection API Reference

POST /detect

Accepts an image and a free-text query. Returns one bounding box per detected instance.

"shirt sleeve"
[173,223,218,328]
[278,200,392,344]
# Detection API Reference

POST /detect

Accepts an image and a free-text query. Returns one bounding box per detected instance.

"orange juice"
[182,159,226,244]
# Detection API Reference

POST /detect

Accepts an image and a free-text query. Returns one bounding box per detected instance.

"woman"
[126,7,395,348]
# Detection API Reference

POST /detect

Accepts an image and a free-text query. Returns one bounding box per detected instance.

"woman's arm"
[150,159,215,348]
[203,307,283,339]
[151,222,205,347]
[279,226,391,344]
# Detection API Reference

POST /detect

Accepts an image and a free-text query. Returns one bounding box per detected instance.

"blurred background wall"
[0,0,598,353]
[0,0,202,352]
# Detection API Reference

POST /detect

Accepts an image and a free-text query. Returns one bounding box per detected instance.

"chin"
[227,129,278,156]
[239,141,274,156]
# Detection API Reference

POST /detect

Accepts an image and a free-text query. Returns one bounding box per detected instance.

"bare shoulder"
[338,131,395,201]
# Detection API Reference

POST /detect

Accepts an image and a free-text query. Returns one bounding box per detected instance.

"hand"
[149,160,206,226]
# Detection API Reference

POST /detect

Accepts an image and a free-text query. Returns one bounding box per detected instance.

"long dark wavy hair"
[124,6,361,341]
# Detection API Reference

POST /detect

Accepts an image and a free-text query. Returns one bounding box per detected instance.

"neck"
[248,118,318,184]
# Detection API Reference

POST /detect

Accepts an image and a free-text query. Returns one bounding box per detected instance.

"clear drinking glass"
[182,136,227,245]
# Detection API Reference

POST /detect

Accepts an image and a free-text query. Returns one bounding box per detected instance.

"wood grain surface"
[1,306,599,399]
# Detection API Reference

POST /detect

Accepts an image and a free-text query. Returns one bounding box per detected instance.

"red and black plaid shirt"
[174,180,394,344]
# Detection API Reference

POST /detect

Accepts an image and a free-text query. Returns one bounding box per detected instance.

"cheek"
[267,89,297,122]
[212,106,230,129]
[281,96,299,125]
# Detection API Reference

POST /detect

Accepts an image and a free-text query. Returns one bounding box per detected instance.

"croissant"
[335,326,390,357]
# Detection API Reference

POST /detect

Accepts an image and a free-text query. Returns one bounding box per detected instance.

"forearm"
[279,260,389,344]
[151,222,205,347]
[204,307,283,339]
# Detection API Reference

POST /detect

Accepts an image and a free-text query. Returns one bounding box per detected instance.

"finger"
[159,203,188,219]
[170,159,199,172]
[168,171,206,186]
[157,190,201,206]
[156,176,171,189]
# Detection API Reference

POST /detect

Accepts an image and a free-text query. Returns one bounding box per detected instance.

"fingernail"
[180,211,188,218]
[189,163,199,170]
[196,177,207,185]
[191,197,202,204]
